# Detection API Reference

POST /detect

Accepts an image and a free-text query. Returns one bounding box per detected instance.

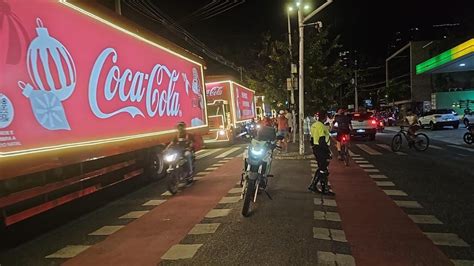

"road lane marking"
[216,147,241,158]
[369,174,388,179]
[45,245,90,259]
[314,211,341,222]
[356,144,382,155]
[219,196,241,204]
[354,160,369,163]
[188,223,220,235]
[161,191,173,196]
[228,188,242,194]
[349,151,360,157]
[197,148,223,159]
[195,149,206,154]
[142,199,166,206]
[430,145,443,150]
[363,169,380,173]
[358,164,375,168]
[218,160,229,163]
[383,190,408,196]
[424,233,470,247]
[375,181,395,187]
[314,198,337,207]
[394,200,423,209]
[376,144,407,155]
[119,211,149,219]
[161,244,203,260]
[313,228,347,242]
[195,171,211,176]
[205,167,218,171]
[89,225,124,236]
[317,251,356,266]
[211,163,225,167]
[205,209,231,218]
[452,259,474,266]
[408,215,443,224]
[448,145,474,152]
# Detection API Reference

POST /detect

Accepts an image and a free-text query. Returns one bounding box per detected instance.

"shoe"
[323,190,335,196]
[308,186,317,193]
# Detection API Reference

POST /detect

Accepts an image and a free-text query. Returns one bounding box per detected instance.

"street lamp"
[287,6,297,143]
[295,0,334,155]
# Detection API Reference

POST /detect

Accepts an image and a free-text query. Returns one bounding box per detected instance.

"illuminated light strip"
[59,0,203,67]
[0,125,207,157]
[416,38,474,74]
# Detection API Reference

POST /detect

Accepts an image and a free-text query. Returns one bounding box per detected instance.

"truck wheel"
[148,146,166,180]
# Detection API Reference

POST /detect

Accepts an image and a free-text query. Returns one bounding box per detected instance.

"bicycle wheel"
[391,134,402,152]
[413,133,429,151]
[343,145,350,166]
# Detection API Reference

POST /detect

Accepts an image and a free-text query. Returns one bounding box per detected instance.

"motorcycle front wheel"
[464,132,473,144]
[242,179,256,217]
[167,171,179,195]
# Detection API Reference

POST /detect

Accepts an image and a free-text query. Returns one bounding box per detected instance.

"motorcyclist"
[332,108,352,160]
[167,122,194,176]
[308,111,334,195]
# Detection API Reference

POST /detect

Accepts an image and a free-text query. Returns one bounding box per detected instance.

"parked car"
[462,111,474,127]
[418,109,460,130]
[349,112,378,140]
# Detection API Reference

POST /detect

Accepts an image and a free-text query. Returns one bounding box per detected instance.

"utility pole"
[287,9,297,143]
[354,69,358,112]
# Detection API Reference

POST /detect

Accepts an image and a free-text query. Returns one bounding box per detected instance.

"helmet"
[337,108,345,114]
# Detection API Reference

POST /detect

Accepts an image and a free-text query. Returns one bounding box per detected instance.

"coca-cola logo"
[206,86,223,97]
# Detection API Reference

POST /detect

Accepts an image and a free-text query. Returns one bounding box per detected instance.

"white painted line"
[161,191,173,196]
[161,244,203,260]
[356,144,383,155]
[205,209,231,218]
[216,147,241,158]
[430,145,443,150]
[218,160,229,163]
[448,145,474,153]
[383,190,408,196]
[45,245,90,259]
[188,223,220,235]
[119,211,149,219]
[375,181,395,187]
[313,227,347,242]
[363,169,380,173]
[197,148,223,159]
[314,211,341,222]
[317,251,356,266]
[452,259,474,266]
[394,200,423,209]
[354,160,369,164]
[211,163,224,167]
[89,225,124,236]
[314,198,337,207]
[424,232,470,247]
[376,144,407,155]
[369,174,388,179]
[224,157,234,160]
[143,199,166,206]
[348,151,359,157]
[408,215,443,224]
[219,196,241,204]
[359,164,375,168]
[228,188,242,194]
[195,149,207,155]
[195,171,211,177]
[205,167,218,171]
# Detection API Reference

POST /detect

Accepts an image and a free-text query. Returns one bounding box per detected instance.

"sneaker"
[308,186,317,193]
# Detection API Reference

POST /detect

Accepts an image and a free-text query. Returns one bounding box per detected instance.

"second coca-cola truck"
[0,0,208,227]
[204,76,256,144]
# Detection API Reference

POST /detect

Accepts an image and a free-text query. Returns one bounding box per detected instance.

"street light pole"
[287,9,297,143]
[296,0,333,155]
[354,69,358,112]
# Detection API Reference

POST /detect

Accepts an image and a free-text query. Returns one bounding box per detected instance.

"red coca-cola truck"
[0,0,208,227]
[204,76,256,144]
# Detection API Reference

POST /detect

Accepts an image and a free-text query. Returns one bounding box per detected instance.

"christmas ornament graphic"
[0,93,14,129]
[18,18,76,130]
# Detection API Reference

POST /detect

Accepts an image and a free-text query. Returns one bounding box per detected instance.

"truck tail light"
[371,120,377,125]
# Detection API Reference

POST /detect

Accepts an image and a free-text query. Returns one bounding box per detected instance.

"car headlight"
[164,153,177,163]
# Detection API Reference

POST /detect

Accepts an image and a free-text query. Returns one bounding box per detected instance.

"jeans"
[184,150,193,174]
[309,145,330,191]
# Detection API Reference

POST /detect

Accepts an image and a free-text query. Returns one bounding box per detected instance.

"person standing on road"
[308,111,334,195]
[277,110,289,152]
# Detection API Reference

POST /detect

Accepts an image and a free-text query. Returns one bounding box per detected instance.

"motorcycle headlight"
[250,147,264,156]
[164,153,177,163]
[219,129,226,136]
[256,124,261,129]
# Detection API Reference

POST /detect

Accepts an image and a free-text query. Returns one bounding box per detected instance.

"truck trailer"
[0,0,208,227]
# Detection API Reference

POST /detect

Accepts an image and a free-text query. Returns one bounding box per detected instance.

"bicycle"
[340,134,350,166]
[391,126,429,152]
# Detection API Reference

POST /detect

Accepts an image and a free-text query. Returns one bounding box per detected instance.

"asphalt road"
[0,128,473,265]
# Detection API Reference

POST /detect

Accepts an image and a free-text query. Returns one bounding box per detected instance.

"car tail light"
[379,121,384,126]
[371,120,377,125]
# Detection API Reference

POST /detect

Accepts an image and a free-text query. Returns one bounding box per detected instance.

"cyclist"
[308,111,334,195]
[332,108,352,160]
[405,111,420,144]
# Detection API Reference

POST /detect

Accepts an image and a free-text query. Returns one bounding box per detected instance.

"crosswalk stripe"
[356,144,382,155]
[195,149,206,155]
[376,144,407,155]
[197,148,222,159]
[424,232,470,247]
[216,147,241,158]
[447,145,474,153]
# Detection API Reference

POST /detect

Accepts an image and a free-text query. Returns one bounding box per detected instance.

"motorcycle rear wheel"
[242,179,256,217]
[464,132,473,144]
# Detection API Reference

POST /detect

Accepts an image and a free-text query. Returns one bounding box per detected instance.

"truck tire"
[148,146,167,181]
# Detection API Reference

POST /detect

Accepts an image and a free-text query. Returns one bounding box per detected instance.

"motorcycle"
[164,146,195,194]
[463,125,473,145]
[240,137,280,217]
